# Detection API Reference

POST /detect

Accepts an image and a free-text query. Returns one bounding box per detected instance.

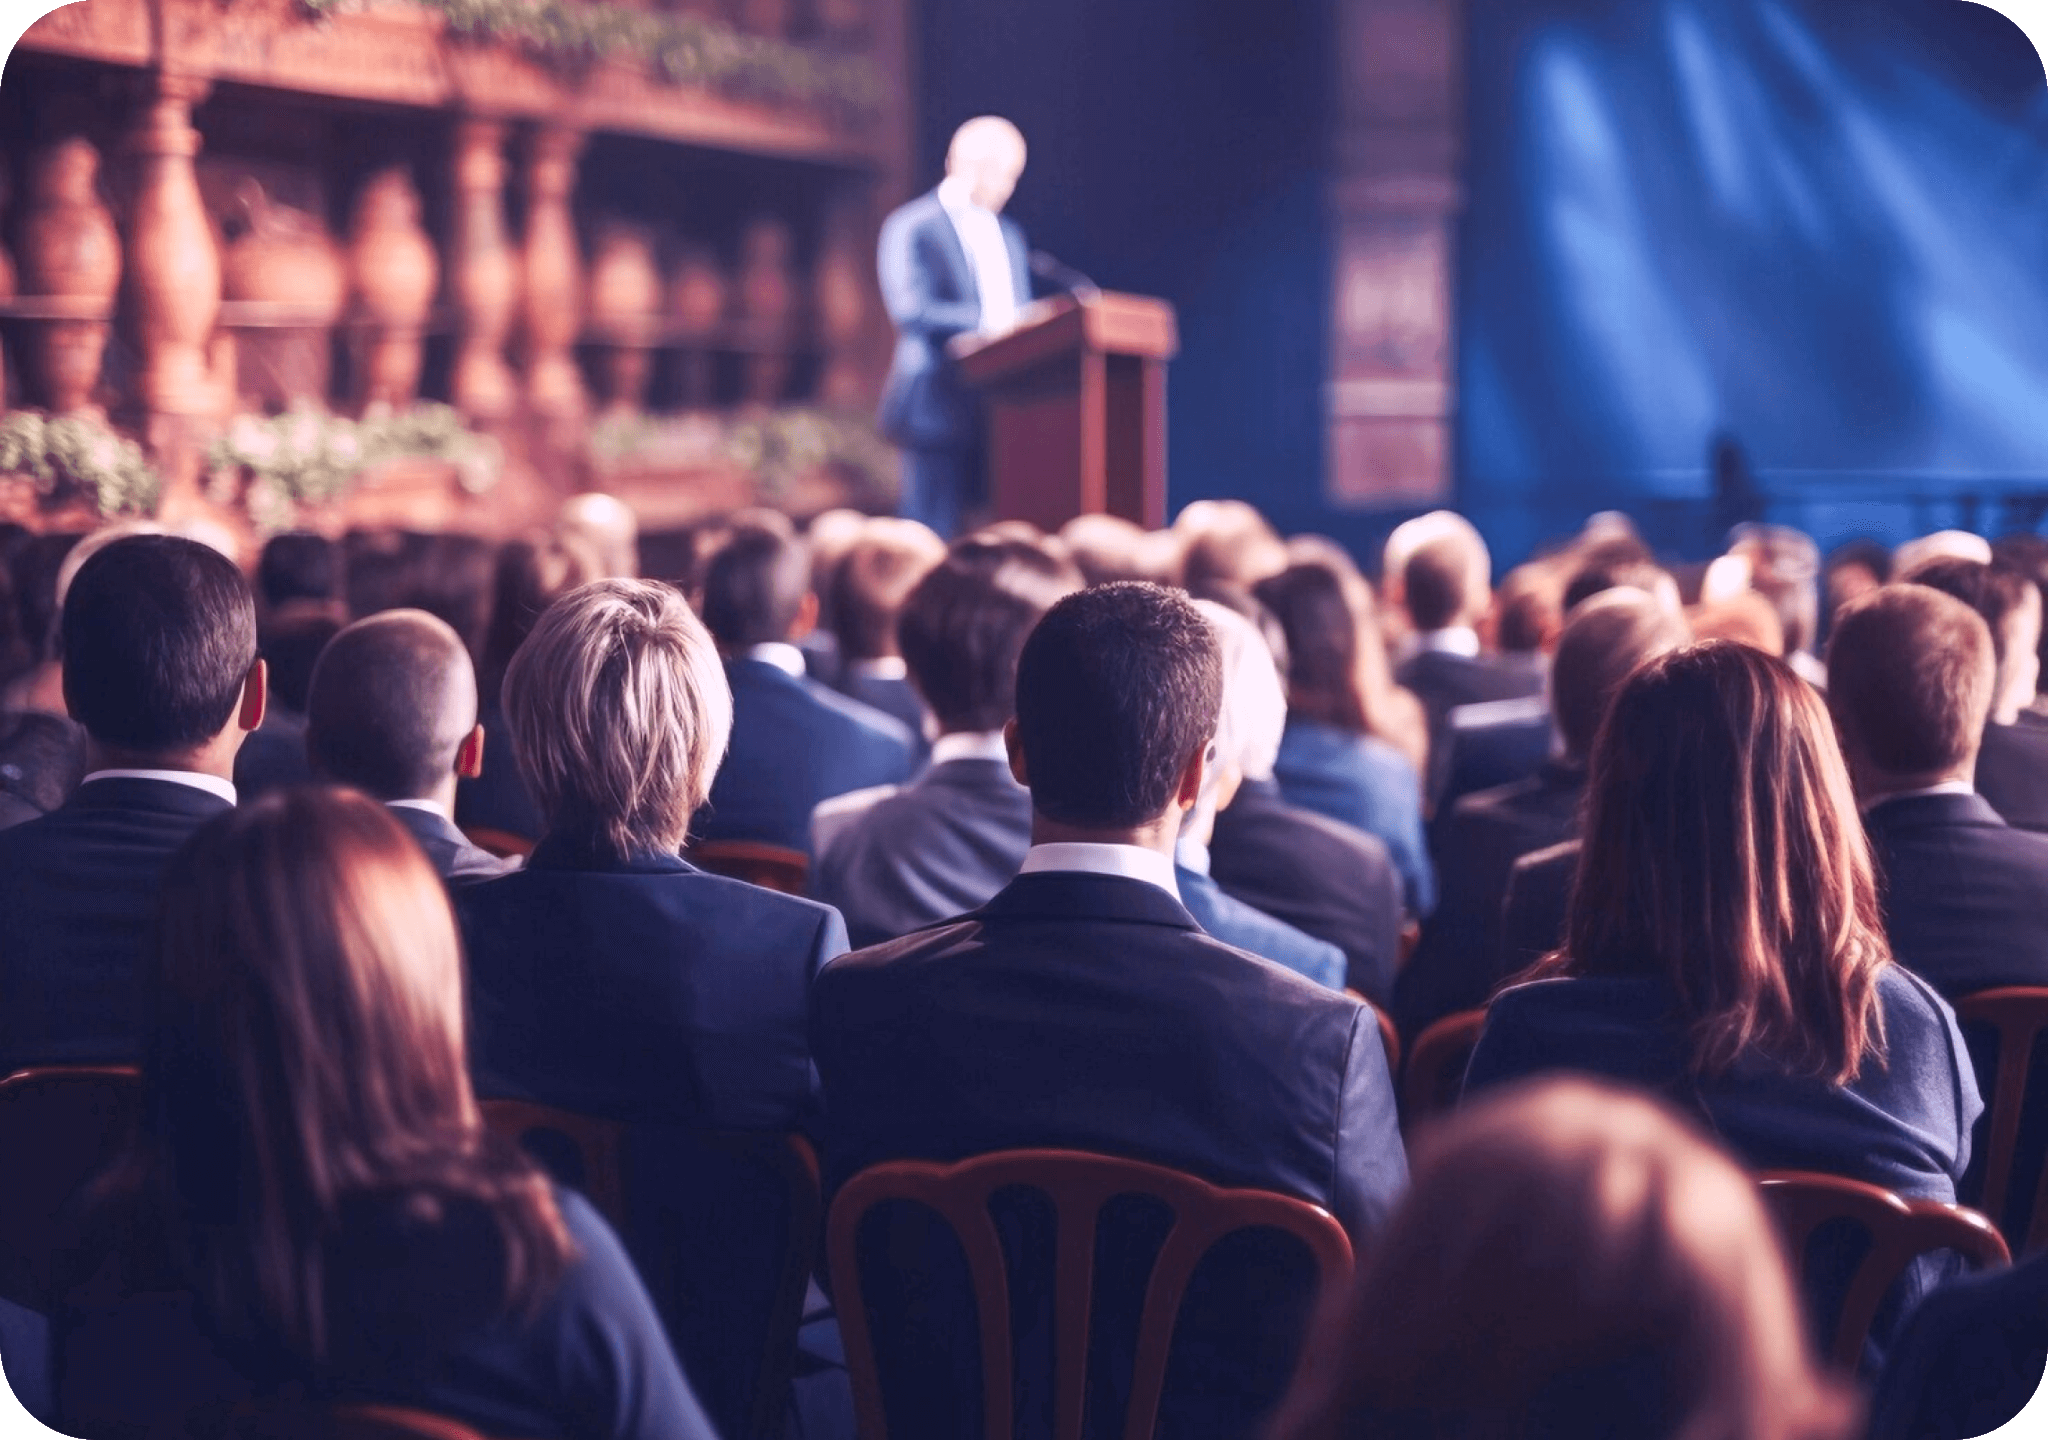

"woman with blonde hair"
[1268,1077,1862,1440]
[53,787,712,1439]
[1465,642,1981,1343]
[1255,560,1434,915]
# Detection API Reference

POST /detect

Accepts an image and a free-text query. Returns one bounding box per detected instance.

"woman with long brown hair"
[1464,643,1981,1328]
[53,787,713,1440]
[1255,560,1435,915]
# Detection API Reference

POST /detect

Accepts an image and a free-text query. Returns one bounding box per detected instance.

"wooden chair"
[687,840,808,895]
[203,1402,495,1439]
[0,1064,142,1308]
[479,1099,820,1440]
[1346,990,1401,1076]
[460,825,535,861]
[1756,1170,2010,1371]
[1400,1008,1487,1126]
[1953,986,2048,1250]
[827,1149,1354,1440]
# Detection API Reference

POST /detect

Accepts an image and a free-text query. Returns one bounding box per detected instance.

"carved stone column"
[1327,0,1461,508]
[450,118,518,422]
[520,124,586,421]
[127,72,220,420]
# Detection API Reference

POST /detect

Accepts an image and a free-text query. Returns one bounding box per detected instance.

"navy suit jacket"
[1208,778,1404,1003]
[456,834,847,1132]
[833,668,931,764]
[1395,649,1546,805]
[811,870,1406,1240]
[875,189,1031,451]
[1976,720,2048,833]
[386,803,516,886]
[1176,864,1346,992]
[1868,1243,2048,1440]
[811,755,1031,949]
[0,776,231,1070]
[1864,791,2048,1000]
[1399,760,1585,1037]
[695,658,918,852]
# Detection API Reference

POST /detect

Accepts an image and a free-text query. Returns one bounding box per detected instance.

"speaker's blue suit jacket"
[875,189,1031,451]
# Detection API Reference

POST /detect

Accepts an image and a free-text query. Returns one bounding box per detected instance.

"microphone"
[1029,249,1102,303]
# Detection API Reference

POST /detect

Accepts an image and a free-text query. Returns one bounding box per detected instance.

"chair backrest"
[461,825,535,860]
[1401,1007,1487,1126]
[1756,1170,2010,1370]
[0,1064,142,1308]
[827,1149,1354,1440]
[687,839,809,894]
[209,1402,494,1439]
[479,1099,820,1440]
[1952,986,2048,1250]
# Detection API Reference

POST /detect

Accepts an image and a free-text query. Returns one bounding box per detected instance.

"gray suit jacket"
[387,803,517,886]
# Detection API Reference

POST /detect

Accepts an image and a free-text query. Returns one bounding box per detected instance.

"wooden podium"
[955,292,1178,531]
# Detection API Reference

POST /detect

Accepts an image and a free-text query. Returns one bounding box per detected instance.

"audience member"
[1174,599,1348,990]
[254,530,339,616]
[811,582,1406,1435]
[1824,537,1891,631]
[1904,556,2048,831]
[1689,588,1786,655]
[1201,591,1406,1002]
[0,535,263,1071]
[695,522,917,850]
[556,491,639,579]
[1397,589,1687,1037]
[1176,497,1289,591]
[306,609,512,884]
[1993,531,2048,725]
[1466,642,1981,1344]
[811,536,1078,946]
[826,517,945,744]
[1893,529,1992,576]
[52,788,712,1440]
[342,529,497,661]
[1828,584,2048,999]
[1727,523,1824,685]
[456,533,604,844]
[234,609,344,799]
[1868,1244,2048,1440]
[799,506,872,684]
[1268,1078,1859,1440]
[1256,561,1435,915]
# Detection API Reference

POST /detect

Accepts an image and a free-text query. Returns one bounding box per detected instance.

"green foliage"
[589,404,897,505]
[210,402,503,532]
[299,0,885,118]
[0,410,161,516]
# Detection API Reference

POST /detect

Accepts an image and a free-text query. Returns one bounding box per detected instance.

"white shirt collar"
[387,797,450,821]
[1863,780,1975,815]
[936,175,980,216]
[930,730,1012,766]
[1417,627,1482,658]
[81,768,237,806]
[1019,841,1180,900]
[1175,834,1211,877]
[846,656,908,681]
[743,643,809,678]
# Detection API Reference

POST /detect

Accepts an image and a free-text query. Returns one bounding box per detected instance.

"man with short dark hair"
[694,522,918,850]
[1905,557,2048,833]
[0,534,264,1069]
[306,609,511,884]
[1828,584,2048,1000]
[812,583,1406,1434]
[1397,589,1689,1037]
[811,537,1078,945]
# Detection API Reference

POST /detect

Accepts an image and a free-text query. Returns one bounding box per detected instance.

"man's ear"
[1005,717,1029,788]
[790,591,821,643]
[238,658,267,734]
[457,723,486,781]
[1174,741,1209,812]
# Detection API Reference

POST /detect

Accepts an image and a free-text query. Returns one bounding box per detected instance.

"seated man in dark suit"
[1827,584,2048,999]
[0,535,263,1070]
[694,519,918,851]
[1905,556,2048,833]
[1177,599,1346,991]
[812,583,1407,1437]
[826,518,944,752]
[305,609,513,885]
[1397,588,1688,1037]
[1868,1243,2048,1440]
[811,536,1078,946]
[1390,519,1544,806]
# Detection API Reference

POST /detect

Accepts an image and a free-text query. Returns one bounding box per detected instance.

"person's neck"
[1858,765,1974,806]
[400,776,461,814]
[1030,812,1184,861]
[86,738,238,784]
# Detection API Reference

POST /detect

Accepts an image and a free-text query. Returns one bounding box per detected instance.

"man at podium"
[876,115,1035,537]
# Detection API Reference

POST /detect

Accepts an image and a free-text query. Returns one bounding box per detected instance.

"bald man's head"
[306,609,482,802]
[946,115,1026,212]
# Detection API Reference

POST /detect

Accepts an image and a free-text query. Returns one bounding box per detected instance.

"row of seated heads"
[29,497,2045,1437]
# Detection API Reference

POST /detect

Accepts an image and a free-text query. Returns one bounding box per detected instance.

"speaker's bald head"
[306,609,479,801]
